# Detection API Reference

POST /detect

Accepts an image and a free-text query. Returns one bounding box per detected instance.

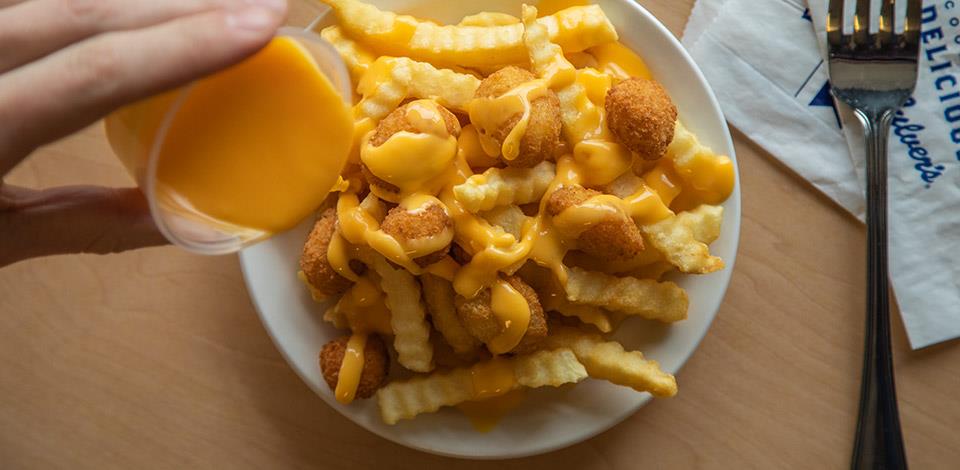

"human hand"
[0,0,288,267]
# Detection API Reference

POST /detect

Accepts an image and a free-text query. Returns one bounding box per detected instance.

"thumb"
[0,184,168,267]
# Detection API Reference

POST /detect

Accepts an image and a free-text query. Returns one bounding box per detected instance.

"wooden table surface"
[2,1,959,468]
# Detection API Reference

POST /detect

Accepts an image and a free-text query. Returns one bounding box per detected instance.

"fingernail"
[227,5,277,31]
[245,0,287,14]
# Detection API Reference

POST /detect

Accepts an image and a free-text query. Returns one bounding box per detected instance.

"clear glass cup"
[104,26,352,255]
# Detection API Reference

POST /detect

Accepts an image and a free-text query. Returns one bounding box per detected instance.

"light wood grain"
[2,1,959,469]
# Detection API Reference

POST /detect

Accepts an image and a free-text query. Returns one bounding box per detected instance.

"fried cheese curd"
[380,201,454,267]
[320,334,389,400]
[304,0,735,426]
[546,185,646,262]
[605,78,678,161]
[300,208,359,298]
[455,275,548,354]
[471,66,562,168]
[361,100,462,202]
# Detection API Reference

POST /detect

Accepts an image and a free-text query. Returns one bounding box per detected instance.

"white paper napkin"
[684,0,960,349]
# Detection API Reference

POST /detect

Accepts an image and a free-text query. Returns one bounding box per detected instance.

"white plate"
[240,0,741,459]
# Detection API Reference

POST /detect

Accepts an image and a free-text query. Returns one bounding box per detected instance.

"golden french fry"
[642,205,724,274]
[515,263,613,333]
[358,250,434,372]
[356,57,481,119]
[421,274,480,355]
[667,122,736,205]
[431,334,488,369]
[377,348,587,424]
[565,267,688,322]
[458,12,519,26]
[563,247,664,276]
[602,172,644,199]
[522,5,606,147]
[453,161,555,213]
[543,326,677,397]
[522,6,575,82]
[480,205,527,240]
[319,26,375,82]
[549,300,613,333]
[378,366,472,425]
[514,348,587,388]
[624,260,676,281]
[322,0,617,68]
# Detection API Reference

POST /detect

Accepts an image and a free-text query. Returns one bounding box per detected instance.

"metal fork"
[827,1,921,468]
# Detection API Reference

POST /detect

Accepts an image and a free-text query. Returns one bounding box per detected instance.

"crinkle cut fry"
[564,267,688,322]
[642,205,724,274]
[522,5,601,145]
[542,326,677,397]
[421,274,480,355]
[322,0,617,68]
[356,57,480,120]
[550,299,614,333]
[319,25,375,81]
[376,348,587,424]
[453,161,555,213]
[480,205,527,240]
[357,249,434,372]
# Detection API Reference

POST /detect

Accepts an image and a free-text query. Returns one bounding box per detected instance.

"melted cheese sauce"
[335,333,368,404]
[457,357,522,431]
[348,117,377,165]
[552,194,628,238]
[487,280,533,354]
[330,277,393,404]
[671,151,736,211]
[588,41,654,81]
[318,35,734,421]
[643,161,683,207]
[621,183,675,226]
[327,231,361,282]
[361,100,458,200]
[340,277,394,335]
[470,358,518,399]
[142,37,352,235]
[457,389,527,433]
[458,125,501,169]
[470,80,551,161]
[572,139,633,187]
[333,189,458,277]
[396,194,456,257]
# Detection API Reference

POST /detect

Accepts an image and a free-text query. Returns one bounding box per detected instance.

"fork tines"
[827,0,922,52]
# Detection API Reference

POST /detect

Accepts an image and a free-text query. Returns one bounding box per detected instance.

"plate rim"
[239,0,741,459]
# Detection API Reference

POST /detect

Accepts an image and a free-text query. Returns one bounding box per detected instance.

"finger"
[0,3,286,176]
[0,0,286,73]
[0,184,168,268]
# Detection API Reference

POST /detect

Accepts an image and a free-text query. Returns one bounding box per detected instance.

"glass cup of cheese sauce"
[105,27,353,254]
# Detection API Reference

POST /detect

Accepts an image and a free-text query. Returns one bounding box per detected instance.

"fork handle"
[851,110,907,470]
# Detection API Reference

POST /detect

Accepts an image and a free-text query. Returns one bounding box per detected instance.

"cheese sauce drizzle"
[487,279,532,354]
[332,277,394,404]
[314,27,737,430]
[470,80,551,161]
